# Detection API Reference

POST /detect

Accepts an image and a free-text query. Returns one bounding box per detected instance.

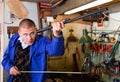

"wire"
[102,12,120,22]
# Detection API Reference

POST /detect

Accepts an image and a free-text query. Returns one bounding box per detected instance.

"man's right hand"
[10,66,20,75]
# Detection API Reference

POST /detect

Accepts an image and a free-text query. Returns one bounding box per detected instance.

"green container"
[79,29,93,43]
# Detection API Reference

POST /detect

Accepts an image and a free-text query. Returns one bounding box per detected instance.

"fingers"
[52,22,64,37]
[10,66,20,75]
[57,22,64,30]
[60,21,64,29]
[52,22,64,31]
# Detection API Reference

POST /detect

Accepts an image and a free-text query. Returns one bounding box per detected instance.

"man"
[2,18,65,82]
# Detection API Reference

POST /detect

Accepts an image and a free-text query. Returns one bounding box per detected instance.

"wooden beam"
[20,0,50,3]
[20,0,59,3]
[37,3,42,29]
[53,0,94,15]
[108,2,120,13]
[54,13,91,25]
[53,0,120,15]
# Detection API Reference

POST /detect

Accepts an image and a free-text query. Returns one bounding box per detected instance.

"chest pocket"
[32,50,46,69]
[33,50,46,62]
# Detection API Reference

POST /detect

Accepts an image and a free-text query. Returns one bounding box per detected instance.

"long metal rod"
[37,7,108,33]
[20,71,89,74]
[89,30,120,34]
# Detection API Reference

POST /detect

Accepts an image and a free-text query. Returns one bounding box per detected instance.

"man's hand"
[10,66,20,75]
[52,22,64,37]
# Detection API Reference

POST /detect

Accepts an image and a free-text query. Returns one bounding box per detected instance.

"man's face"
[18,26,37,46]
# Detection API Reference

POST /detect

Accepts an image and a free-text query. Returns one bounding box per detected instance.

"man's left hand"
[52,22,64,37]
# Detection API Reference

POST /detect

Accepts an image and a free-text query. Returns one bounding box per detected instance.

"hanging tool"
[37,8,108,33]
[109,34,120,59]
[110,25,120,43]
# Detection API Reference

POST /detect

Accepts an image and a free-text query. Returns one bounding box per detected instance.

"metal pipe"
[20,71,89,74]
[37,7,108,33]
[91,30,120,35]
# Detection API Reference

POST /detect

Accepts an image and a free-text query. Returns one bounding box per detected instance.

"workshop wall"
[92,12,120,38]
[47,12,120,82]
[47,22,91,72]
[47,12,92,72]
[91,12,120,82]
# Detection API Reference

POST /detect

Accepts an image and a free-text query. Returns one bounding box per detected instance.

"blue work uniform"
[1,33,64,82]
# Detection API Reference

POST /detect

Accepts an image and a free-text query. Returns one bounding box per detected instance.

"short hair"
[19,18,36,29]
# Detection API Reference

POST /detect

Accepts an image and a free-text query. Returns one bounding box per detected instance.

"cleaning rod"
[20,71,89,74]
[37,7,108,33]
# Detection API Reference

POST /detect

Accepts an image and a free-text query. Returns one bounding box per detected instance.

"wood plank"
[20,0,59,4]
[20,0,49,2]
[53,0,120,15]
[7,0,29,19]
[54,13,91,25]
[53,0,94,15]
